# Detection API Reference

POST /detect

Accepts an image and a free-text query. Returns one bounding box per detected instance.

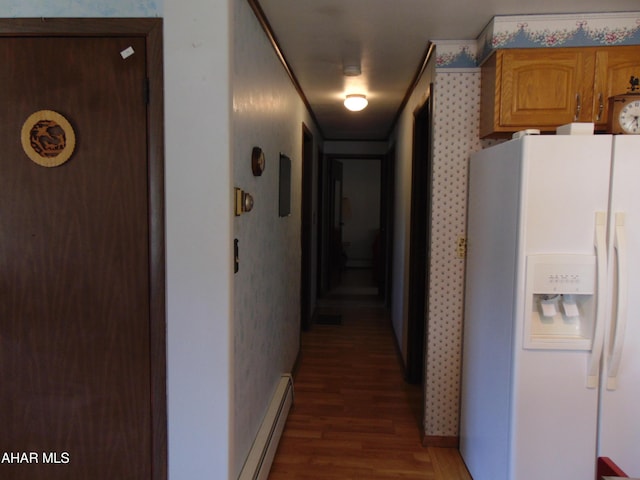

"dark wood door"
[300,125,313,331]
[0,35,156,479]
[406,94,432,385]
[328,159,344,289]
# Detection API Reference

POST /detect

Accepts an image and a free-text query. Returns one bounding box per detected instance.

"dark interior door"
[380,148,396,303]
[406,95,433,385]
[0,35,156,479]
[300,125,313,331]
[328,159,344,289]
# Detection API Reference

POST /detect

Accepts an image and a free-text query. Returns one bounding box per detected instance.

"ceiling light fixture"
[343,65,361,77]
[344,94,368,112]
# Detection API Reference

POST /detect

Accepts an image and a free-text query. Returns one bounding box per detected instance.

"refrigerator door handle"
[607,212,628,390]
[587,211,607,388]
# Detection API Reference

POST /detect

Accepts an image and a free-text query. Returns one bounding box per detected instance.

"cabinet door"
[499,49,595,129]
[593,46,640,130]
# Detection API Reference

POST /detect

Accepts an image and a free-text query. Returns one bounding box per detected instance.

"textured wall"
[232,0,320,476]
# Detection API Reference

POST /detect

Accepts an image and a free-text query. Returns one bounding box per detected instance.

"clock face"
[618,100,640,134]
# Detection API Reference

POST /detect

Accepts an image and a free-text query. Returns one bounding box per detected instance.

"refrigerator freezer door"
[461,139,523,480]
[599,135,640,477]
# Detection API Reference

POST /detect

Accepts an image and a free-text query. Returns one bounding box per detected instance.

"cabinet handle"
[574,93,581,121]
[596,93,604,122]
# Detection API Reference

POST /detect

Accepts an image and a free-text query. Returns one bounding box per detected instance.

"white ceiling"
[256,0,640,140]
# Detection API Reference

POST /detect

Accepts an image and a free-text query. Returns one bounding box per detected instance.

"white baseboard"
[238,374,293,480]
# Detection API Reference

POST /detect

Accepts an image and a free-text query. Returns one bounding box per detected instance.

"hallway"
[268,295,472,479]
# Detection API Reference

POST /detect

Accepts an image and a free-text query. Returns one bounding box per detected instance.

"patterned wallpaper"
[424,70,483,438]
[1,0,161,16]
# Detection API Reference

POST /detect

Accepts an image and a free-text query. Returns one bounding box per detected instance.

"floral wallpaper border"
[436,11,640,68]
[434,40,478,69]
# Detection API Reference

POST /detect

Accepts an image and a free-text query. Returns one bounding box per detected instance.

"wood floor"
[268,301,472,479]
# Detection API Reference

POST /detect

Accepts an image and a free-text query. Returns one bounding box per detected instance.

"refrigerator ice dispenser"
[524,254,597,350]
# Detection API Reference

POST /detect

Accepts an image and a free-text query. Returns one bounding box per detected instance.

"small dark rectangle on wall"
[234,239,239,273]
[279,153,291,217]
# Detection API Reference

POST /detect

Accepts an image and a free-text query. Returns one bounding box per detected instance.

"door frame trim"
[0,18,166,480]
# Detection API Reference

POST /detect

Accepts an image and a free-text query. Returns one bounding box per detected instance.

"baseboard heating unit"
[238,374,294,480]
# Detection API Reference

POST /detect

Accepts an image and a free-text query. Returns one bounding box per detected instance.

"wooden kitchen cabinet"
[593,47,640,130]
[480,46,640,138]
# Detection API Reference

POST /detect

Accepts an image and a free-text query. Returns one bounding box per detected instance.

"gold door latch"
[456,236,467,259]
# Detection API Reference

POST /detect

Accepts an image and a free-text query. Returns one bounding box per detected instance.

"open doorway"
[317,154,389,307]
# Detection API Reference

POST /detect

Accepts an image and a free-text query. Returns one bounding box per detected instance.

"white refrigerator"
[460,132,640,480]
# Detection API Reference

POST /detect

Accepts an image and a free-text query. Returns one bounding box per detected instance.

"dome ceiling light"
[344,94,368,112]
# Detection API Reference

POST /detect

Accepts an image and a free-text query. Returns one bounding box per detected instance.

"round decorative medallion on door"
[21,110,76,167]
